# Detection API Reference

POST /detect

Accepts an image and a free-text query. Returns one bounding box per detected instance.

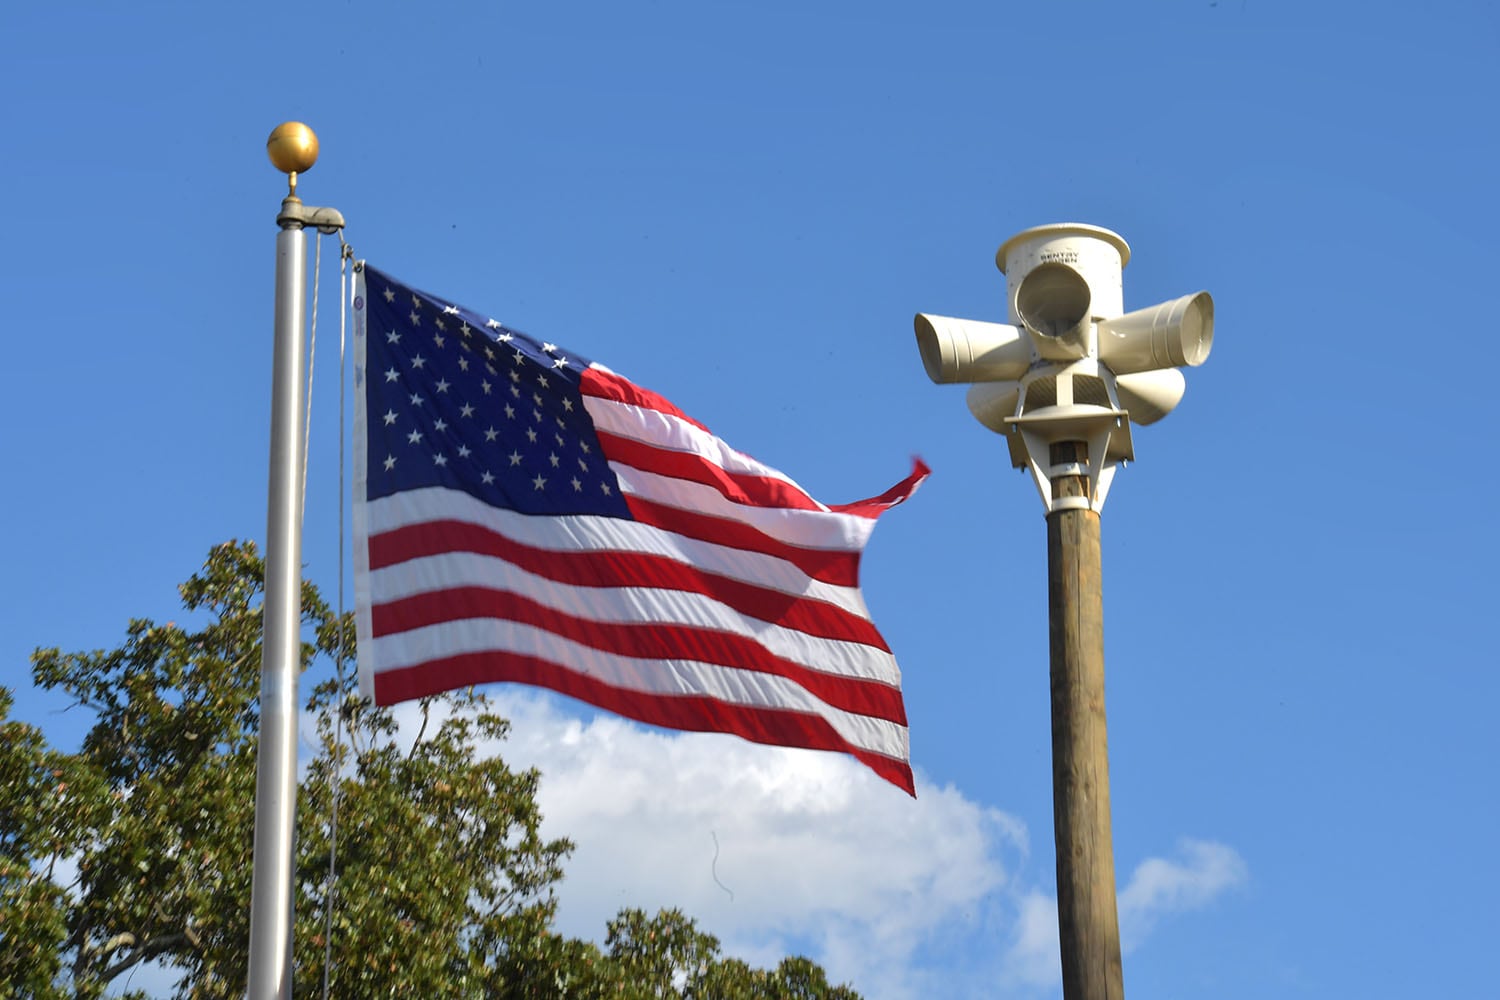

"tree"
[2,541,862,999]
[1,690,108,997]
[599,908,862,1000]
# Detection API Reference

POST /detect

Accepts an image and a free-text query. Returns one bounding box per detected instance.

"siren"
[913,313,1033,384]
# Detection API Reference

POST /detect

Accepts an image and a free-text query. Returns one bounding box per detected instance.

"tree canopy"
[1,541,861,999]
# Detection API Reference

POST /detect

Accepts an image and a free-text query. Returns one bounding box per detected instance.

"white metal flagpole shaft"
[247,121,346,999]
[246,199,308,1000]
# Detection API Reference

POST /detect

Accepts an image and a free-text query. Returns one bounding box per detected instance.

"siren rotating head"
[914,223,1214,440]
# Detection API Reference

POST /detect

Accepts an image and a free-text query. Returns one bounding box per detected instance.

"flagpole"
[248,123,344,1000]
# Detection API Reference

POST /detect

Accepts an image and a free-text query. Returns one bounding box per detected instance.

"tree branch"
[407,700,431,760]
[95,930,191,982]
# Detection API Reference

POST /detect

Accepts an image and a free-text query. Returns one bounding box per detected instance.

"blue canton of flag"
[361,271,626,519]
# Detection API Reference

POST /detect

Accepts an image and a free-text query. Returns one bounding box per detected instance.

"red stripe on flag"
[829,457,931,517]
[622,494,862,588]
[580,366,711,433]
[369,520,890,651]
[371,649,915,795]
[371,585,907,723]
[597,430,826,513]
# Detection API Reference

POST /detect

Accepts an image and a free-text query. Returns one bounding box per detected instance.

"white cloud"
[998,838,1249,997]
[434,690,1026,1000]
[1118,839,1248,950]
[380,693,1246,1000]
[1002,890,1064,992]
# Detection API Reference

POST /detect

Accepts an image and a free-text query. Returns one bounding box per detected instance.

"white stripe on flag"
[582,390,819,504]
[367,549,901,686]
[367,617,910,762]
[365,487,872,617]
[611,465,878,551]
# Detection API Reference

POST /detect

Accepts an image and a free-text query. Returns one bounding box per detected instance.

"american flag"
[353,264,927,794]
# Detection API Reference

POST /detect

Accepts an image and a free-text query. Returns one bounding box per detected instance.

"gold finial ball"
[266,122,319,176]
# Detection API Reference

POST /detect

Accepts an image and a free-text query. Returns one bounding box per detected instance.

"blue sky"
[4,1,1497,997]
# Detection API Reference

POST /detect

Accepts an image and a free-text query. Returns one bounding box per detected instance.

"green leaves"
[598,909,861,1000]
[1,689,102,999]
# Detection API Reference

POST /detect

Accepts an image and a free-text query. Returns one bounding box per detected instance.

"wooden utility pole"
[1046,441,1124,1000]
